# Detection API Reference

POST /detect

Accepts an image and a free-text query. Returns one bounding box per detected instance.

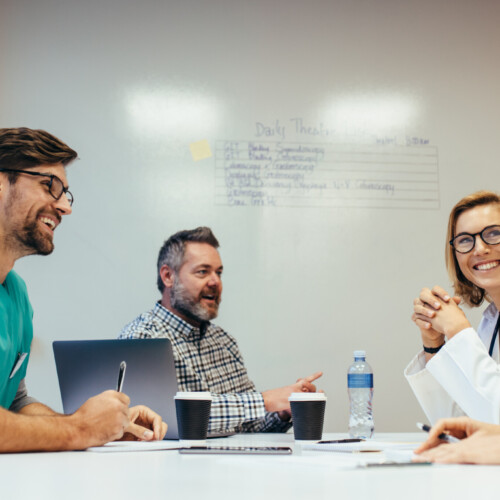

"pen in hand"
[416,422,460,443]
[117,361,127,392]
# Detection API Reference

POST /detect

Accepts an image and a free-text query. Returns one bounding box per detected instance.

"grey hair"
[156,227,220,293]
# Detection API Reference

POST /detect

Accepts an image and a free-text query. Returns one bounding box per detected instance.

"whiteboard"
[1,0,500,432]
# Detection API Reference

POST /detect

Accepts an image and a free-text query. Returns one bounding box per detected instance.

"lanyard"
[488,315,500,357]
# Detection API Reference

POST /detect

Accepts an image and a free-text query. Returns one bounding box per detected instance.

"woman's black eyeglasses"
[450,225,500,254]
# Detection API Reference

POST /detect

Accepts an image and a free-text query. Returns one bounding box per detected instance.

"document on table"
[214,449,418,469]
[86,441,181,452]
[300,441,419,453]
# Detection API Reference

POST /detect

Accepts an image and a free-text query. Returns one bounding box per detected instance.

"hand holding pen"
[415,417,487,454]
[114,361,168,441]
[417,422,460,444]
[414,417,500,464]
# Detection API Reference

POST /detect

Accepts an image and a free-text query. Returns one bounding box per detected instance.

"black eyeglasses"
[0,168,73,206]
[450,225,500,254]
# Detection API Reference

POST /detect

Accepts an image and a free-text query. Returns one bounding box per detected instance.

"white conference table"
[1,432,498,500]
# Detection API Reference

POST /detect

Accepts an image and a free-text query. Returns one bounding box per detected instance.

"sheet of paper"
[214,454,361,471]
[300,440,419,453]
[213,451,417,470]
[86,441,181,453]
[382,449,417,462]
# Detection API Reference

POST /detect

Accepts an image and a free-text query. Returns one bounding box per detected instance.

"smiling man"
[0,127,166,452]
[119,227,322,434]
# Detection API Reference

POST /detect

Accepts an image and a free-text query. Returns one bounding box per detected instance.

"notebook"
[53,339,179,439]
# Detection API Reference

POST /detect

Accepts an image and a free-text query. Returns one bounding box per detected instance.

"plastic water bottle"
[347,350,374,439]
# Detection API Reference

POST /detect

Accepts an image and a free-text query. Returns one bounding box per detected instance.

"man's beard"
[5,198,55,256]
[170,278,219,324]
[15,217,54,256]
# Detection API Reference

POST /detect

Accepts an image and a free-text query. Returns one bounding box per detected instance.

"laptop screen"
[53,338,179,439]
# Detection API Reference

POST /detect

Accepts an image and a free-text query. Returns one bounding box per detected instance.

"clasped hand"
[412,285,471,342]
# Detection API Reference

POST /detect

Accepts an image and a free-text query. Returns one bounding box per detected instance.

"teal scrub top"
[0,270,33,409]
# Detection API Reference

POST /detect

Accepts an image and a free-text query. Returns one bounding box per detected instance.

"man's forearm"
[0,406,84,452]
[241,410,293,433]
[209,392,267,432]
[18,402,58,416]
[1,390,135,452]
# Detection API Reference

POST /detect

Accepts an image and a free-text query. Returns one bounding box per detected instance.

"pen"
[416,422,460,443]
[317,439,364,444]
[117,361,126,392]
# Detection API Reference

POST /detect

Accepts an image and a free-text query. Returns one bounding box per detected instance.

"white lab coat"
[405,302,500,424]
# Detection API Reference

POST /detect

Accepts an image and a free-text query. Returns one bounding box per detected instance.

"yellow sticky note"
[189,140,212,161]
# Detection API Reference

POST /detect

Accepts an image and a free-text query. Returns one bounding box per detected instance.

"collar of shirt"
[476,301,499,362]
[483,301,499,321]
[153,302,209,341]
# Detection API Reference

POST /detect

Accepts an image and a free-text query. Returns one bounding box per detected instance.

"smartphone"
[179,446,293,455]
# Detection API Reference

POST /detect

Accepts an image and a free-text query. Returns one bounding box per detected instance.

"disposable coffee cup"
[174,391,213,446]
[289,392,327,443]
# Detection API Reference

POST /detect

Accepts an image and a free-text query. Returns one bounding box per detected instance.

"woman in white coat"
[405,190,500,424]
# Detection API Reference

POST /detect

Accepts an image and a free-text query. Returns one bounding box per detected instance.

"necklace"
[488,315,500,357]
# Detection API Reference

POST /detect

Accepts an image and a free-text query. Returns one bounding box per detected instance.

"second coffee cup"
[289,392,327,442]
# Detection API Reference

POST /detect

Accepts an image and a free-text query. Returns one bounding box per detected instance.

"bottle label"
[348,374,373,388]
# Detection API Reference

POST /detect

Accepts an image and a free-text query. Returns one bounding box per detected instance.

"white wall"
[1,0,499,431]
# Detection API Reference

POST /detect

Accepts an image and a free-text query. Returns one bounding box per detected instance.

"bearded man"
[118,227,322,434]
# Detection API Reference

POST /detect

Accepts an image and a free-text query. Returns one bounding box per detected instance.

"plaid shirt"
[118,302,291,434]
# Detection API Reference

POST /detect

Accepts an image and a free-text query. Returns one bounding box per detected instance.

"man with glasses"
[0,127,166,452]
[405,191,500,425]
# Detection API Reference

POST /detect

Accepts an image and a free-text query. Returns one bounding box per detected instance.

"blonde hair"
[446,191,500,306]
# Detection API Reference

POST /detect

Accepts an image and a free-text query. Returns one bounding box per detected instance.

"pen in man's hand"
[117,361,127,392]
[416,422,460,443]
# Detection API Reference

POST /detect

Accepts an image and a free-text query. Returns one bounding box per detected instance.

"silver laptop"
[53,339,179,439]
